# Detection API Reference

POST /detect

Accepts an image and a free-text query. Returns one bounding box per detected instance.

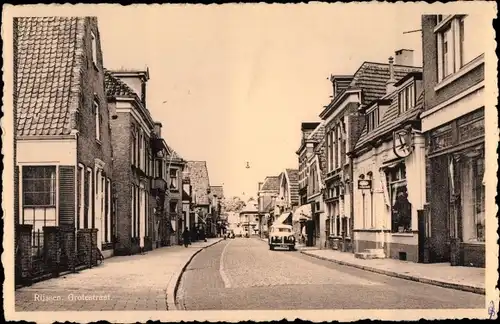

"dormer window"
[398,84,415,114]
[366,107,379,133]
[91,31,98,67]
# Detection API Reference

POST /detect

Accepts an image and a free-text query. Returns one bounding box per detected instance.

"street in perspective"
[8,2,496,321]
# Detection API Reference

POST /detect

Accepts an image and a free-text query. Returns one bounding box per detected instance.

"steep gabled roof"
[355,76,425,150]
[261,176,280,192]
[16,17,83,136]
[285,168,299,206]
[320,62,422,119]
[210,185,224,199]
[185,161,210,205]
[348,62,422,105]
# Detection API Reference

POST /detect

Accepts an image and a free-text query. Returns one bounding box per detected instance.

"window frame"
[94,100,101,141]
[22,166,57,208]
[385,164,411,233]
[91,30,98,67]
[170,168,179,190]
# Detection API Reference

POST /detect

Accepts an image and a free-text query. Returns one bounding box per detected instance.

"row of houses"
[257,14,486,268]
[14,16,224,285]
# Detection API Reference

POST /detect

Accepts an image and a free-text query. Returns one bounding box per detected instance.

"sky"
[95,4,424,199]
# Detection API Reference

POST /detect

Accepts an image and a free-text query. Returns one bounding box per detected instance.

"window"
[139,131,144,170]
[22,166,56,207]
[398,85,415,114]
[91,31,97,66]
[366,108,379,132]
[386,164,411,233]
[170,168,178,190]
[106,178,111,243]
[130,125,137,166]
[458,15,484,68]
[94,100,101,141]
[131,185,136,237]
[77,164,85,229]
[436,15,484,82]
[460,149,485,242]
[86,168,93,228]
[155,159,162,178]
[170,201,178,213]
[441,25,453,78]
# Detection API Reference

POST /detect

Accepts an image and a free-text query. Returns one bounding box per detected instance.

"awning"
[273,212,292,226]
[293,204,312,222]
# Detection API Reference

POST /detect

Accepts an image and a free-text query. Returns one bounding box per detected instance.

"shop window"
[386,164,412,233]
[460,149,485,242]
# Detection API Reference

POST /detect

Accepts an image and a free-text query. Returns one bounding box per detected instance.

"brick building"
[320,55,421,254]
[352,67,425,263]
[257,176,280,236]
[165,144,186,245]
[184,161,212,237]
[420,15,486,267]
[105,68,156,255]
[14,16,116,282]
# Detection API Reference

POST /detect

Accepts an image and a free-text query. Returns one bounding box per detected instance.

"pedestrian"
[182,227,190,248]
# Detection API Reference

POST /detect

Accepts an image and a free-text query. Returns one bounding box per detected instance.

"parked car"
[268,224,295,251]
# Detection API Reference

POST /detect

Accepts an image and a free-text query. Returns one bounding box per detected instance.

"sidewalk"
[301,249,485,295]
[15,238,222,311]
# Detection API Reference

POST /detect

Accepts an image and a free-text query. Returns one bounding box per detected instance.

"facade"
[166,146,186,245]
[352,68,425,262]
[273,169,299,226]
[181,172,195,241]
[185,161,212,237]
[420,15,486,267]
[320,53,421,253]
[105,68,156,255]
[295,122,326,247]
[15,16,116,282]
[257,176,280,237]
[210,186,225,236]
[239,198,260,235]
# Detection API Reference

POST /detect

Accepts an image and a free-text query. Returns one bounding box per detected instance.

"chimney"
[395,49,414,66]
[109,68,150,106]
[386,56,396,94]
[154,122,162,138]
[258,182,263,191]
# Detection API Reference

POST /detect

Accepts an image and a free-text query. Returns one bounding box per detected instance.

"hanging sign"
[358,179,372,190]
[393,128,413,158]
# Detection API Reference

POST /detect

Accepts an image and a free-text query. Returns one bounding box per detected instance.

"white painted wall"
[17,138,77,165]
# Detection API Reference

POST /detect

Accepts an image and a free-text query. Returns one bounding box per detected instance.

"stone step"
[354,249,386,260]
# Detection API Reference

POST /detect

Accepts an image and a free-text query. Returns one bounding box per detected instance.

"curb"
[300,251,485,296]
[166,239,224,311]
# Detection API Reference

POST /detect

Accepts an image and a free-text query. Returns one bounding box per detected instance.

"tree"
[221,196,246,213]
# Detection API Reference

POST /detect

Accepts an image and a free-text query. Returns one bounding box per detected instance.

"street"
[176,238,484,310]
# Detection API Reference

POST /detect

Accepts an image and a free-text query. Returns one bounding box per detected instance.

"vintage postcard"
[2,2,498,323]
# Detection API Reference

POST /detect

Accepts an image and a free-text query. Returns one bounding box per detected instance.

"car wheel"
[289,246,295,251]
[269,245,274,250]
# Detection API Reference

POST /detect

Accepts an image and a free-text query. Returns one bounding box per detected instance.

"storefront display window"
[386,163,412,233]
[460,148,485,242]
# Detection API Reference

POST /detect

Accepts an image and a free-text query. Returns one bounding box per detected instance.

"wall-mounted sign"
[358,179,372,190]
[393,128,414,158]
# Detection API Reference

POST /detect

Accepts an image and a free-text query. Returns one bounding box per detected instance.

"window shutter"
[59,166,76,226]
[14,166,19,225]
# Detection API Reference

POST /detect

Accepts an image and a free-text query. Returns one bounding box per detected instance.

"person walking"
[182,227,191,248]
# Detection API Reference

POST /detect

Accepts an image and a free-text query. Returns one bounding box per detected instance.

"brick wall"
[421,15,485,112]
[74,17,114,180]
[110,110,132,253]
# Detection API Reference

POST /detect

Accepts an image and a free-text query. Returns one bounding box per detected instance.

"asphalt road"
[176,238,484,310]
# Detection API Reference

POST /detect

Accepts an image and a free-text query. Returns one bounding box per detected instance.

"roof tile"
[16,17,81,136]
[185,161,211,205]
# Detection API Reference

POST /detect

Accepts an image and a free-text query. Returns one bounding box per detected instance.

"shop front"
[352,127,426,263]
[424,108,485,267]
